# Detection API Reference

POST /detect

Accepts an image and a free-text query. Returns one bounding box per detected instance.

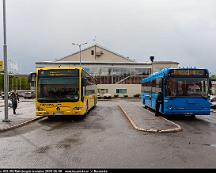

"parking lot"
[0,98,216,168]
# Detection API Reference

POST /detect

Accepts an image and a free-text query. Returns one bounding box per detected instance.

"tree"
[210,75,216,81]
[0,74,3,92]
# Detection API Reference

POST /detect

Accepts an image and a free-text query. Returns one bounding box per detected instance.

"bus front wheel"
[191,115,196,119]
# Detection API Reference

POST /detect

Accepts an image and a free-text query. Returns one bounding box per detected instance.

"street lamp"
[150,56,154,74]
[2,0,9,122]
[72,42,88,66]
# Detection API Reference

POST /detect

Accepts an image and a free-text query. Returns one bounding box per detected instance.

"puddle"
[35,145,50,153]
[210,144,216,148]
[203,144,216,148]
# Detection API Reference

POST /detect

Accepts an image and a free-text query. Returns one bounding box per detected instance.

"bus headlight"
[37,107,44,111]
[169,106,175,110]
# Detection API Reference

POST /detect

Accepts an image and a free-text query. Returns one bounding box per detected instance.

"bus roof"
[36,66,95,78]
[36,66,83,71]
[141,67,209,83]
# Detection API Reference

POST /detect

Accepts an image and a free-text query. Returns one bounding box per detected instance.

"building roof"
[152,61,179,64]
[56,44,135,62]
[35,61,152,66]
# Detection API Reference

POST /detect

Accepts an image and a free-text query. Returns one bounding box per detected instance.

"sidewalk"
[0,98,43,132]
[118,100,182,133]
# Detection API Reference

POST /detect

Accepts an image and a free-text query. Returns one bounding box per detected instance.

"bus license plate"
[54,112,63,115]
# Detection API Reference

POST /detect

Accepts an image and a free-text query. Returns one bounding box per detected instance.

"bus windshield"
[38,76,79,102]
[166,77,208,97]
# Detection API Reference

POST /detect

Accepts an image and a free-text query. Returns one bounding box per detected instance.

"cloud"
[0,0,215,74]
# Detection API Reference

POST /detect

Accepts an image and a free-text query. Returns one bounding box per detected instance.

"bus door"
[161,78,165,113]
[81,77,87,102]
[144,82,152,108]
[150,81,153,109]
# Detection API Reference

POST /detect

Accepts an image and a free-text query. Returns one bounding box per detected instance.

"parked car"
[24,91,35,99]
[210,96,216,109]
[103,93,112,99]
[97,93,102,99]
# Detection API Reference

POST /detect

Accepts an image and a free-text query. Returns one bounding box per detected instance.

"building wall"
[152,63,179,73]
[211,81,216,95]
[97,84,141,97]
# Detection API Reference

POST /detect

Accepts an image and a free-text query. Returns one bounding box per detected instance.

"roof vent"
[96,51,104,56]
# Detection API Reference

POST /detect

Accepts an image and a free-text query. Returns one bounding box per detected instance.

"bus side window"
[82,78,87,86]
[167,79,177,96]
[167,79,173,96]
[152,80,156,93]
[156,78,162,93]
[81,78,87,102]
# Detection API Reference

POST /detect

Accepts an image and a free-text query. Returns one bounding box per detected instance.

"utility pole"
[150,56,154,74]
[72,42,87,66]
[11,76,13,90]
[19,77,21,90]
[93,36,96,61]
[2,0,9,122]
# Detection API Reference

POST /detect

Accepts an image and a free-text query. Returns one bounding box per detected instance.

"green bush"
[114,94,119,98]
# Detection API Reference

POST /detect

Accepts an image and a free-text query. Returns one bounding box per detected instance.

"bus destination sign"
[170,69,207,76]
[39,69,79,77]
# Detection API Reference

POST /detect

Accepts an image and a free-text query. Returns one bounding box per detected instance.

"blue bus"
[140,68,211,116]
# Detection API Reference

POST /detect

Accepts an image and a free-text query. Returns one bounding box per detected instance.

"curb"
[0,116,44,132]
[118,105,182,133]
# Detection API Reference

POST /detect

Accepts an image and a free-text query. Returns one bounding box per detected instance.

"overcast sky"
[0,0,216,74]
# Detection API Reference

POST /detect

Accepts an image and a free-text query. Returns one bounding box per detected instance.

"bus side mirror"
[82,78,87,86]
[28,72,36,83]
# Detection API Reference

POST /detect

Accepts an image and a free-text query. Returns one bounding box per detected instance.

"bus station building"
[36,44,179,97]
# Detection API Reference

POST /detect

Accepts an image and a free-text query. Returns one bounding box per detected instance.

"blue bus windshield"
[166,77,208,97]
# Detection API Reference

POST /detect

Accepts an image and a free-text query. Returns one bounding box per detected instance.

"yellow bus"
[35,67,97,118]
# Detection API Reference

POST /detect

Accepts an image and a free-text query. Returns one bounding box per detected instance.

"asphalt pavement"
[118,100,182,132]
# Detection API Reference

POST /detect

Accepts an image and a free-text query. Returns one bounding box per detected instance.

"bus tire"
[191,115,196,119]
[94,97,96,107]
[47,116,54,120]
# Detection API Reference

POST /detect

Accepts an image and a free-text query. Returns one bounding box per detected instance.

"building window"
[116,88,127,94]
[91,50,94,55]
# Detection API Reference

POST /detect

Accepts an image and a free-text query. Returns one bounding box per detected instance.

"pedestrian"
[155,91,163,116]
[10,91,18,114]
[14,90,19,102]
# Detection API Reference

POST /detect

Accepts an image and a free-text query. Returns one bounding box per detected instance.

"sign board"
[0,60,3,71]
[170,69,207,77]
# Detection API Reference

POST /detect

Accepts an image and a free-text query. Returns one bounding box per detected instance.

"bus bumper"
[36,109,86,116]
[163,110,210,116]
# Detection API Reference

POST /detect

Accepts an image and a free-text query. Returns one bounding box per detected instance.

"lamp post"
[2,0,9,122]
[72,42,88,66]
[150,56,154,74]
